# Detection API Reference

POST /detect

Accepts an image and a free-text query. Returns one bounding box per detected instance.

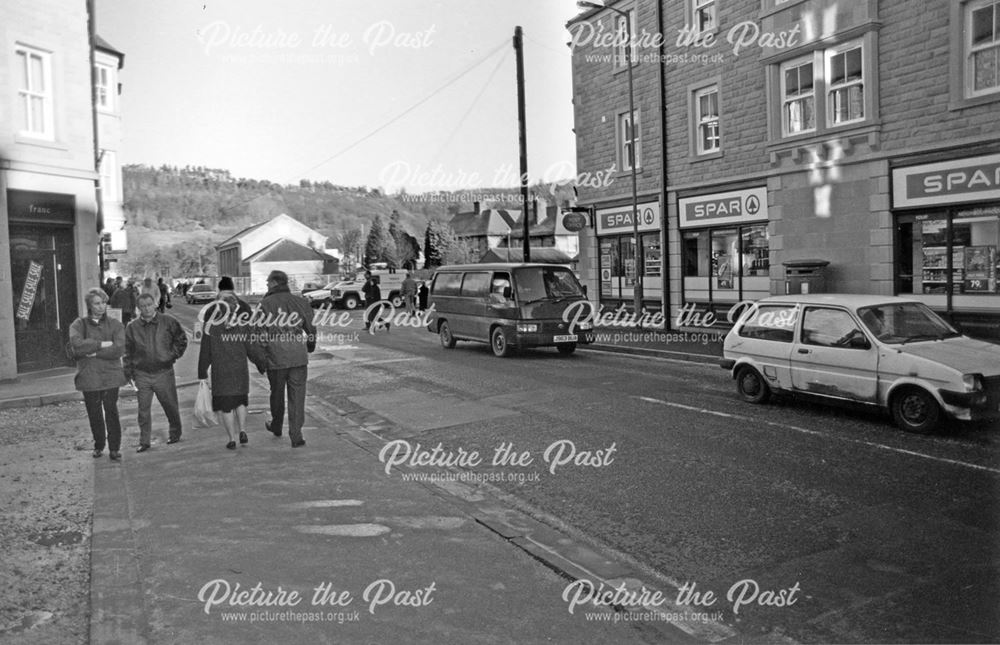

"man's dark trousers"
[136,368,183,447]
[267,366,307,443]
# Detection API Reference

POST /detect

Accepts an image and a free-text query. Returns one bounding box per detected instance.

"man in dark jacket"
[110,279,137,325]
[259,270,316,448]
[125,292,188,451]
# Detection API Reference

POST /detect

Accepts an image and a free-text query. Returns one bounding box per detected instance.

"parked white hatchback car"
[720,294,1000,432]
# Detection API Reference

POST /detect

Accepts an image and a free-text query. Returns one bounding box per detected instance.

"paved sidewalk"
[88,375,706,644]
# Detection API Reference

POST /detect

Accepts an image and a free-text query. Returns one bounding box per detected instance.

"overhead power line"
[289,37,512,183]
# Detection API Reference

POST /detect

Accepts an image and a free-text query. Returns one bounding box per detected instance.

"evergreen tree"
[364,213,389,267]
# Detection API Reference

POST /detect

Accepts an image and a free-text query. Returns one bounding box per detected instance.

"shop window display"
[682,224,770,305]
[898,209,1000,297]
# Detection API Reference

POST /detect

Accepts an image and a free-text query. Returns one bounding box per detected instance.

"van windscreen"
[513,267,585,303]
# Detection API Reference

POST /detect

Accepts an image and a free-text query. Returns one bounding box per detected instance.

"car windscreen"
[512,267,585,304]
[857,302,961,344]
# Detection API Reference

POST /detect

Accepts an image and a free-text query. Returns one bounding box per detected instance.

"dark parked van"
[427,263,595,357]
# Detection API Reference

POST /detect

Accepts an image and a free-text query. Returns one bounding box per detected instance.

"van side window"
[460,272,490,297]
[738,305,798,342]
[491,273,511,294]
[432,272,462,296]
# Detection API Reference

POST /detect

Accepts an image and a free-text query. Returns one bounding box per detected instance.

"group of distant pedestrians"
[71,270,316,459]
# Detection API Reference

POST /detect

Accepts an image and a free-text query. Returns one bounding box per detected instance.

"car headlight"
[576,321,593,331]
[962,373,984,393]
[517,323,538,333]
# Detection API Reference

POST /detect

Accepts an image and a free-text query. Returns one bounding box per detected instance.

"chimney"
[473,201,480,215]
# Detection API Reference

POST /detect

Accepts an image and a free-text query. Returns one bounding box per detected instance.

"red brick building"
[569,0,1000,335]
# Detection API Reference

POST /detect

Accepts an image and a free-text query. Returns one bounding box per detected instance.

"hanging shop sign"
[679,187,768,228]
[595,202,660,235]
[892,153,1000,208]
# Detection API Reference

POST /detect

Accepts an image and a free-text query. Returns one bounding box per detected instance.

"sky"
[97,0,584,194]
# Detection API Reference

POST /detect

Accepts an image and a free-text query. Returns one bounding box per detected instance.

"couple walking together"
[198,271,315,449]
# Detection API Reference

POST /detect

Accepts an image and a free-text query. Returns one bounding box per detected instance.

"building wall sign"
[7,189,76,225]
[679,187,768,228]
[893,154,1000,208]
[595,202,660,235]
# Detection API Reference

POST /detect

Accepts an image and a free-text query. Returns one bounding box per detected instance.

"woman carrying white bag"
[196,280,267,449]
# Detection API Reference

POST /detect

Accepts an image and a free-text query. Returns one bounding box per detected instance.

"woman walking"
[68,288,127,461]
[197,278,264,449]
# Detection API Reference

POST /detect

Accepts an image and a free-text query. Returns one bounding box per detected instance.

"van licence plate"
[553,334,577,342]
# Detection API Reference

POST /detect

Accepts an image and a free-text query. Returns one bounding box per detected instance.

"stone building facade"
[569,0,1000,335]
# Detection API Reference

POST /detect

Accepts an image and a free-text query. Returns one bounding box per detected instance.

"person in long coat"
[69,288,127,460]
[197,281,265,449]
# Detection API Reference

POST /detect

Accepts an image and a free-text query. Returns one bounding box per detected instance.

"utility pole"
[514,26,530,262]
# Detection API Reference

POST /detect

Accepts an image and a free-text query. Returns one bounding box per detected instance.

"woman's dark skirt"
[212,394,248,413]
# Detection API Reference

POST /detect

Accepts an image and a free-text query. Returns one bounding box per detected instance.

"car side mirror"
[849,334,871,350]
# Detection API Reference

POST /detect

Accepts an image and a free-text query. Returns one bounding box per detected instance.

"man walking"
[125,293,188,452]
[259,270,315,448]
[401,272,417,315]
[110,278,137,325]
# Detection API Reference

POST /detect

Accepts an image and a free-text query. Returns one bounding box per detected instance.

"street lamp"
[577,0,643,317]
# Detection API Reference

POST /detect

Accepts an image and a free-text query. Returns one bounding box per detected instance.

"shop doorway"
[10,224,78,372]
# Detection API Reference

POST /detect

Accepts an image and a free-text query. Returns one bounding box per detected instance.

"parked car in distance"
[304,281,340,308]
[720,294,1000,433]
[327,271,407,310]
[427,262,595,357]
[185,283,218,304]
[300,282,326,296]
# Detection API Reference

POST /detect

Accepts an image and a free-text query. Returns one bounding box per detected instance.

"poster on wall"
[15,261,44,321]
[963,246,997,293]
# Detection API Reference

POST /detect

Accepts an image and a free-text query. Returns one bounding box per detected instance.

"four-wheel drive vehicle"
[427,263,595,357]
[327,272,407,310]
[720,294,1000,432]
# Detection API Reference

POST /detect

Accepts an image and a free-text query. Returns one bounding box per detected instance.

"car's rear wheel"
[390,294,404,308]
[342,295,359,310]
[556,343,577,355]
[439,320,456,348]
[491,327,512,357]
[735,365,771,404]
[891,387,941,433]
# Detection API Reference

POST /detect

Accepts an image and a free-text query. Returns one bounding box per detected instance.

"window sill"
[13,133,66,151]
[949,91,1000,112]
[767,121,882,155]
[689,150,723,163]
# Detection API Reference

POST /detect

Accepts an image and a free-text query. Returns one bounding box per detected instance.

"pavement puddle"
[293,523,391,537]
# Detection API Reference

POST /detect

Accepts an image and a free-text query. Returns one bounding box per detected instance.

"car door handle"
[797,348,810,354]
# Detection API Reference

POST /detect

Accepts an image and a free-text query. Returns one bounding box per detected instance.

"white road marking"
[635,396,1000,475]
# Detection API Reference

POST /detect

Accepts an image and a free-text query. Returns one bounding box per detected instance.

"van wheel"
[491,327,512,357]
[390,294,403,308]
[556,343,577,355]
[439,321,456,348]
[736,366,770,404]
[891,387,941,433]
[343,295,359,310]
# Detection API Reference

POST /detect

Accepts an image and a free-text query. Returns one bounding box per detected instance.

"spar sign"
[595,202,660,235]
[679,187,768,228]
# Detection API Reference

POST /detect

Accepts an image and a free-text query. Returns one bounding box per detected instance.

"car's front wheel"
[891,387,942,433]
[735,365,771,404]
[491,327,512,357]
[342,295,359,310]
